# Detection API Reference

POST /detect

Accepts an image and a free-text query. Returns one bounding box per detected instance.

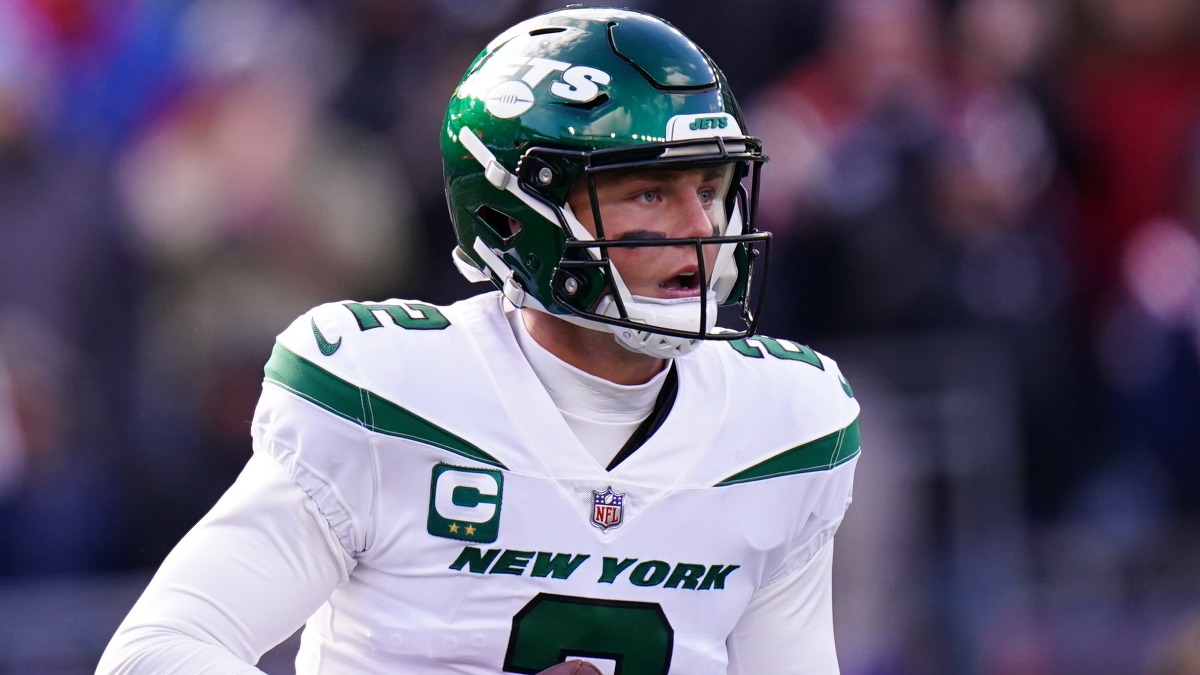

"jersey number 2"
[503,593,673,674]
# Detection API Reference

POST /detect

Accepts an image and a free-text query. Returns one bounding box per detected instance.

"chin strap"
[517,298,706,359]
[612,327,701,358]
[614,330,701,358]
[595,292,717,358]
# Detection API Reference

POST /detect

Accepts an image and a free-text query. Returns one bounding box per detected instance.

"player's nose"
[672,194,716,240]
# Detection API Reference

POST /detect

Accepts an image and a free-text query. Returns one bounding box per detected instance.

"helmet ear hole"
[475,206,522,241]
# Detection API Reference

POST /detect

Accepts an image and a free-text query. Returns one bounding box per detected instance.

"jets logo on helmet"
[464,54,613,119]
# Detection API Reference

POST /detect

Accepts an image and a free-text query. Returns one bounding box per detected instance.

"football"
[534,660,603,675]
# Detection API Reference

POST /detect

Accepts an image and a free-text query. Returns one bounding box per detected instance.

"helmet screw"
[563,277,579,295]
[537,167,554,185]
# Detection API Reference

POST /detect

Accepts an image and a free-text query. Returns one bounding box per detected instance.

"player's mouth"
[657,268,704,297]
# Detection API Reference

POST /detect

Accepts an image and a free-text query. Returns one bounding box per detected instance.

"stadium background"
[1,0,1199,672]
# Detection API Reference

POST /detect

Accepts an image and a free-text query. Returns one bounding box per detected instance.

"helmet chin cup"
[595,293,717,358]
[615,328,701,359]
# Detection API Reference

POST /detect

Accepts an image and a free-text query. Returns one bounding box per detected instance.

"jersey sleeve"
[761,348,860,586]
[726,539,840,674]
[100,304,373,673]
[253,301,380,555]
[97,453,351,674]
[770,440,857,586]
[723,350,858,672]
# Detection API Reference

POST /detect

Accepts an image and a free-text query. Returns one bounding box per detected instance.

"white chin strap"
[595,293,718,358]
[509,283,716,359]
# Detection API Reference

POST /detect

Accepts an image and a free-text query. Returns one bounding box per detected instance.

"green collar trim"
[716,418,860,486]
[264,343,506,469]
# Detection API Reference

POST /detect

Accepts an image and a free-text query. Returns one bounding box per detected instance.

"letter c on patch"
[435,470,500,523]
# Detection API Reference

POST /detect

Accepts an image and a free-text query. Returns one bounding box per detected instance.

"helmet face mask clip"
[443,8,772,358]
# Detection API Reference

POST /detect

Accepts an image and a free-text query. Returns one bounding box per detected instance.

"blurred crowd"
[0,0,1198,672]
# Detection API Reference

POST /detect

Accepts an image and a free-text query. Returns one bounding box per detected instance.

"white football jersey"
[253,292,860,674]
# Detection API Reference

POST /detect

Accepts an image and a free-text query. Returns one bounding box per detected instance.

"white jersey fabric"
[99,292,860,674]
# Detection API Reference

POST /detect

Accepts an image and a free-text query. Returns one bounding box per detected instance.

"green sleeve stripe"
[715,418,860,486]
[263,342,506,469]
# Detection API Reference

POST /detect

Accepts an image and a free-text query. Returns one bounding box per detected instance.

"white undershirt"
[508,307,668,466]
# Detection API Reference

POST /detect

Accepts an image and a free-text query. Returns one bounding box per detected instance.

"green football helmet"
[442,7,770,358]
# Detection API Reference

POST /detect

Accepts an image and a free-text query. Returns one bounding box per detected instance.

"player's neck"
[520,310,666,386]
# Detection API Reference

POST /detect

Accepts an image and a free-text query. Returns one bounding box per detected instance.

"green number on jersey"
[343,301,450,330]
[729,336,823,369]
[503,593,673,674]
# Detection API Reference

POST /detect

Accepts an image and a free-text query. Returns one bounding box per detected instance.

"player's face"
[568,165,731,299]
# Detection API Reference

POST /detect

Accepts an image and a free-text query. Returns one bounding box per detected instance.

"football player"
[98,8,860,674]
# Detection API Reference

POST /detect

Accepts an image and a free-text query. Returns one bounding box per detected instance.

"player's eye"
[636,189,658,203]
[698,188,716,206]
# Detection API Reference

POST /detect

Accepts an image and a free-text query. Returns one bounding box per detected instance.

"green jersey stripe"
[715,419,860,486]
[264,342,506,469]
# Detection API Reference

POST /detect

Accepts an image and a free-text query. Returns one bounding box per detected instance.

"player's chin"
[534,660,603,675]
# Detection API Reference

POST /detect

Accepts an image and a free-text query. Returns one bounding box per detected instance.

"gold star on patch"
[448,523,459,534]
[465,525,476,536]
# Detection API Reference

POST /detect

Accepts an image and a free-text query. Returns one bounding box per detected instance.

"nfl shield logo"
[591,486,625,530]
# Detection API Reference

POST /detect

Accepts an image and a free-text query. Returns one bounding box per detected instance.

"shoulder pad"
[275,299,453,365]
